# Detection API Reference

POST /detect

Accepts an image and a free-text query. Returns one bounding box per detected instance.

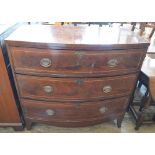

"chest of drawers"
[5,25,149,129]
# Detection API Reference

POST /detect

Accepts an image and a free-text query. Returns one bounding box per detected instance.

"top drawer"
[10,47,145,77]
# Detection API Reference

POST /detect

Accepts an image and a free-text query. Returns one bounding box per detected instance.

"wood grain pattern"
[0,48,21,124]
[22,97,128,126]
[11,47,145,77]
[5,25,149,129]
[0,24,23,130]
[6,25,149,50]
[16,74,137,101]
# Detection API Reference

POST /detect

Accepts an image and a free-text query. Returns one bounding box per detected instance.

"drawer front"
[17,74,136,101]
[22,97,129,121]
[11,47,145,77]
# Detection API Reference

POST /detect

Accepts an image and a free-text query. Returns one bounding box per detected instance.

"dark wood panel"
[16,74,137,101]
[22,97,128,122]
[24,117,115,128]
[11,47,145,77]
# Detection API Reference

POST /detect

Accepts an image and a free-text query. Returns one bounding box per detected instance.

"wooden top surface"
[5,24,149,50]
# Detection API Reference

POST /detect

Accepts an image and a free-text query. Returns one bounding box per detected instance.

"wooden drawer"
[22,97,129,122]
[16,74,136,101]
[10,47,145,77]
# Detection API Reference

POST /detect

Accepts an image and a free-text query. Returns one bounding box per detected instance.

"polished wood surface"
[6,25,149,50]
[17,74,136,102]
[0,24,23,130]
[0,48,22,128]
[6,25,149,129]
[22,97,129,126]
[11,47,145,77]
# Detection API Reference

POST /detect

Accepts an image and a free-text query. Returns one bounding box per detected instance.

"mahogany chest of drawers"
[5,25,149,129]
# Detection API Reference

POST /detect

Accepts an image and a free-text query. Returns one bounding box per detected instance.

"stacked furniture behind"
[6,25,149,129]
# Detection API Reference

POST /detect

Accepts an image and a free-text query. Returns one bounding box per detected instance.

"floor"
[1,112,155,133]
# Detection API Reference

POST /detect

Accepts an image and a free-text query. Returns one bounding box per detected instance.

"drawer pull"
[40,58,52,67]
[75,51,86,59]
[107,59,118,67]
[43,86,53,93]
[46,109,55,116]
[99,106,108,114]
[103,85,112,93]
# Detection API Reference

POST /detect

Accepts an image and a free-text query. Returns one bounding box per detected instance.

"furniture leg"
[13,126,24,131]
[137,81,143,89]
[127,78,139,112]
[26,119,33,130]
[135,113,144,130]
[135,96,151,130]
[139,91,149,111]
[117,115,124,128]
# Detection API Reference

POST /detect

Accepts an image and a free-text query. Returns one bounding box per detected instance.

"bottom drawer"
[22,97,129,123]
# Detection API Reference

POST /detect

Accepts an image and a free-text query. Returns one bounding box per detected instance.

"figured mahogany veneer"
[22,97,129,128]
[5,25,149,129]
[11,47,145,77]
[16,74,136,101]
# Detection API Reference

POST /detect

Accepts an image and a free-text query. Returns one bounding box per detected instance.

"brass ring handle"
[99,106,108,114]
[75,51,86,58]
[40,58,52,67]
[103,85,112,93]
[43,85,53,93]
[107,59,118,67]
[46,109,55,116]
